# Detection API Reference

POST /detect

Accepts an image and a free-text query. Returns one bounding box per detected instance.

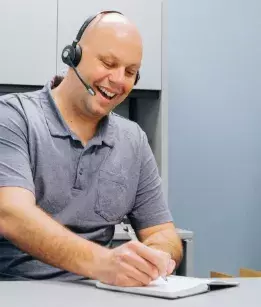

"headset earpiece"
[62,44,82,67]
[62,45,75,67]
[72,44,82,67]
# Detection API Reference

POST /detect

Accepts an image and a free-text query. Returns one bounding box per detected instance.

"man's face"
[75,25,142,118]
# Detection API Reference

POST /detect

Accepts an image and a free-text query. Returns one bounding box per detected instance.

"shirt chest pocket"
[94,170,129,222]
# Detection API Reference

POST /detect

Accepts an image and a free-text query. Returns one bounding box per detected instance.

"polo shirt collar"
[40,81,71,138]
[98,115,115,147]
[40,77,115,147]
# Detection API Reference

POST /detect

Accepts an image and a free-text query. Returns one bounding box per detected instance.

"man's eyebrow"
[99,53,118,61]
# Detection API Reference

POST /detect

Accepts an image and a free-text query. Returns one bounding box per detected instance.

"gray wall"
[168,0,261,277]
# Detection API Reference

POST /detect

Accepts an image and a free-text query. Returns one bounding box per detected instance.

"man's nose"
[109,68,125,85]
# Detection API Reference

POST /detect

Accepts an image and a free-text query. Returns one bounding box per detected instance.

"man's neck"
[51,81,100,146]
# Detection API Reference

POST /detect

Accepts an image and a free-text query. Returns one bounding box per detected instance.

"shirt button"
[79,168,83,175]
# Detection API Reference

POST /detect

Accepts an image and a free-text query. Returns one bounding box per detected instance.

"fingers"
[115,275,144,287]
[167,259,176,275]
[128,241,171,278]
[115,261,152,286]
[109,241,175,287]
[118,248,159,281]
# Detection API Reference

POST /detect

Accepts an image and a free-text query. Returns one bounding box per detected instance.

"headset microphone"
[62,49,96,96]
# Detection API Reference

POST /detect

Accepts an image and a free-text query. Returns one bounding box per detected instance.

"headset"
[61,10,140,96]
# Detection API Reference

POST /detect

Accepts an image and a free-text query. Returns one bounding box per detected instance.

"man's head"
[62,11,143,119]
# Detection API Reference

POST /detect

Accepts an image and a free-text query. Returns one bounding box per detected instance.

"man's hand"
[94,241,176,287]
[137,222,183,269]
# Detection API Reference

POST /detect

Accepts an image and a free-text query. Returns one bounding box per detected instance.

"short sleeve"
[128,131,173,230]
[0,97,35,194]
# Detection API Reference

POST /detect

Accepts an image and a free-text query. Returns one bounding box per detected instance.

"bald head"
[81,12,142,50]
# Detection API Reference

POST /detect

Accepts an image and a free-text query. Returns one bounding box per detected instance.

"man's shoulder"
[0,88,46,120]
[0,89,44,110]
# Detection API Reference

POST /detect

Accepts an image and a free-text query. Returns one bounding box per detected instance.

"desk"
[113,225,194,276]
[0,278,260,307]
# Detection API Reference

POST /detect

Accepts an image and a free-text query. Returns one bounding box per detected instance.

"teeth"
[98,86,116,98]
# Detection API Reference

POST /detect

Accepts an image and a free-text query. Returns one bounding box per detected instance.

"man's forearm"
[142,229,183,269]
[0,200,106,279]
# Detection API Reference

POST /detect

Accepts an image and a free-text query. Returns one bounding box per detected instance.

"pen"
[120,222,168,282]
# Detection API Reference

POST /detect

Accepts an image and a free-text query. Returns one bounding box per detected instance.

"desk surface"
[1,278,260,307]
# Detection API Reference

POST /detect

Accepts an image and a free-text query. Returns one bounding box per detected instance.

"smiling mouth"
[96,86,117,100]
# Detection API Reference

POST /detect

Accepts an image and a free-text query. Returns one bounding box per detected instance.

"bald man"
[0,11,183,285]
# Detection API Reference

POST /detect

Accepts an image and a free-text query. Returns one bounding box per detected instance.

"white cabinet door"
[0,0,57,85]
[57,0,162,90]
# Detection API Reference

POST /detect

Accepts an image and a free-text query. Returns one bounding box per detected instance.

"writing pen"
[120,222,168,282]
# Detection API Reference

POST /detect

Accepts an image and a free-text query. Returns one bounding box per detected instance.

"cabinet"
[0,0,162,90]
[0,0,57,85]
[57,0,162,90]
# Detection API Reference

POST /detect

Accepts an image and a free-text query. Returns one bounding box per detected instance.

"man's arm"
[136,222,183,270]
[0,186,108,279]
[0,187,175,285]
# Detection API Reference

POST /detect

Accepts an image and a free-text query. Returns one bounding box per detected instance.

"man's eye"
[103,61,114,68]
[126,71,136,76]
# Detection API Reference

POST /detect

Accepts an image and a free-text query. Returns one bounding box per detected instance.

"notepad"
[96,275,239,299]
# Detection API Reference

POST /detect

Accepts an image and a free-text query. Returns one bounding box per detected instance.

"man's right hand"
[94,241,175,287]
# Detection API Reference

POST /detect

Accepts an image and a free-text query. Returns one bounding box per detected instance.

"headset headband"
[72,10,123,47]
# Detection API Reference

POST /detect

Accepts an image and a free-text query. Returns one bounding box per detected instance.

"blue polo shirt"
[0,77,173,280]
